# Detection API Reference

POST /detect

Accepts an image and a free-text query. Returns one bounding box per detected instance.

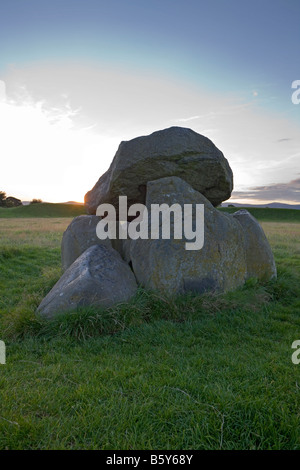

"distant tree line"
[0,191,42,208]
[0,191,22,208]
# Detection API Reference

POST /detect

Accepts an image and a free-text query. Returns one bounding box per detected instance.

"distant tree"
[5,196,22,208]
[31,198,43,204]
[228,204,235,207]
[0,191,6,207]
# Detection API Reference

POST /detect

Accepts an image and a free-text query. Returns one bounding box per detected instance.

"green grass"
[0,202,86,218]
[0,213,300,449]
[220,206,300,223]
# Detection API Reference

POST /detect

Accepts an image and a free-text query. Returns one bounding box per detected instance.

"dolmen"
[37,127,276,318]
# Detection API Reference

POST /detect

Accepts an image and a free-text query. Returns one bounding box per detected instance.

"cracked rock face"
[84,126,233,215]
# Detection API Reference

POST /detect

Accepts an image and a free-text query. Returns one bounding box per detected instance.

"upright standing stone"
[232,209,277,281]
[127,176,247,296]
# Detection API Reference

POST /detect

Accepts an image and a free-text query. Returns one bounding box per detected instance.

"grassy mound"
[0,203,86,218]
[1,202,299,223]
[220,206,300,223]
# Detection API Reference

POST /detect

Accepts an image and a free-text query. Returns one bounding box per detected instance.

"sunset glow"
[1,1,299,205]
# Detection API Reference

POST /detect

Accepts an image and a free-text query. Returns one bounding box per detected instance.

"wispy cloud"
[173,115,200,123]
[172,103,253,125]
[231,178,300,203]
[2,63,300,203]
[0,79,119,202]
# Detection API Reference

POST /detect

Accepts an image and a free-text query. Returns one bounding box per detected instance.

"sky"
[0,0,299,204]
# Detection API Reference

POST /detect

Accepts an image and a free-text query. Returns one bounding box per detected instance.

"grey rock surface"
[37,245,137,319]
[127,176,247,296]
[232,209,277,281]
[61,215,112,271]
[85,126,233,215]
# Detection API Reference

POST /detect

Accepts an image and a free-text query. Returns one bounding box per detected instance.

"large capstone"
[85,126,233,215]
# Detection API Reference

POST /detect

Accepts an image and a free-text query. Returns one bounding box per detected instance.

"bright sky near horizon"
[0,0,299,204]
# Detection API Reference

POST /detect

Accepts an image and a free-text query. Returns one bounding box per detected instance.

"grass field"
[0,206,300,450]
[1,201,300,222]
[220,206,300,223]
